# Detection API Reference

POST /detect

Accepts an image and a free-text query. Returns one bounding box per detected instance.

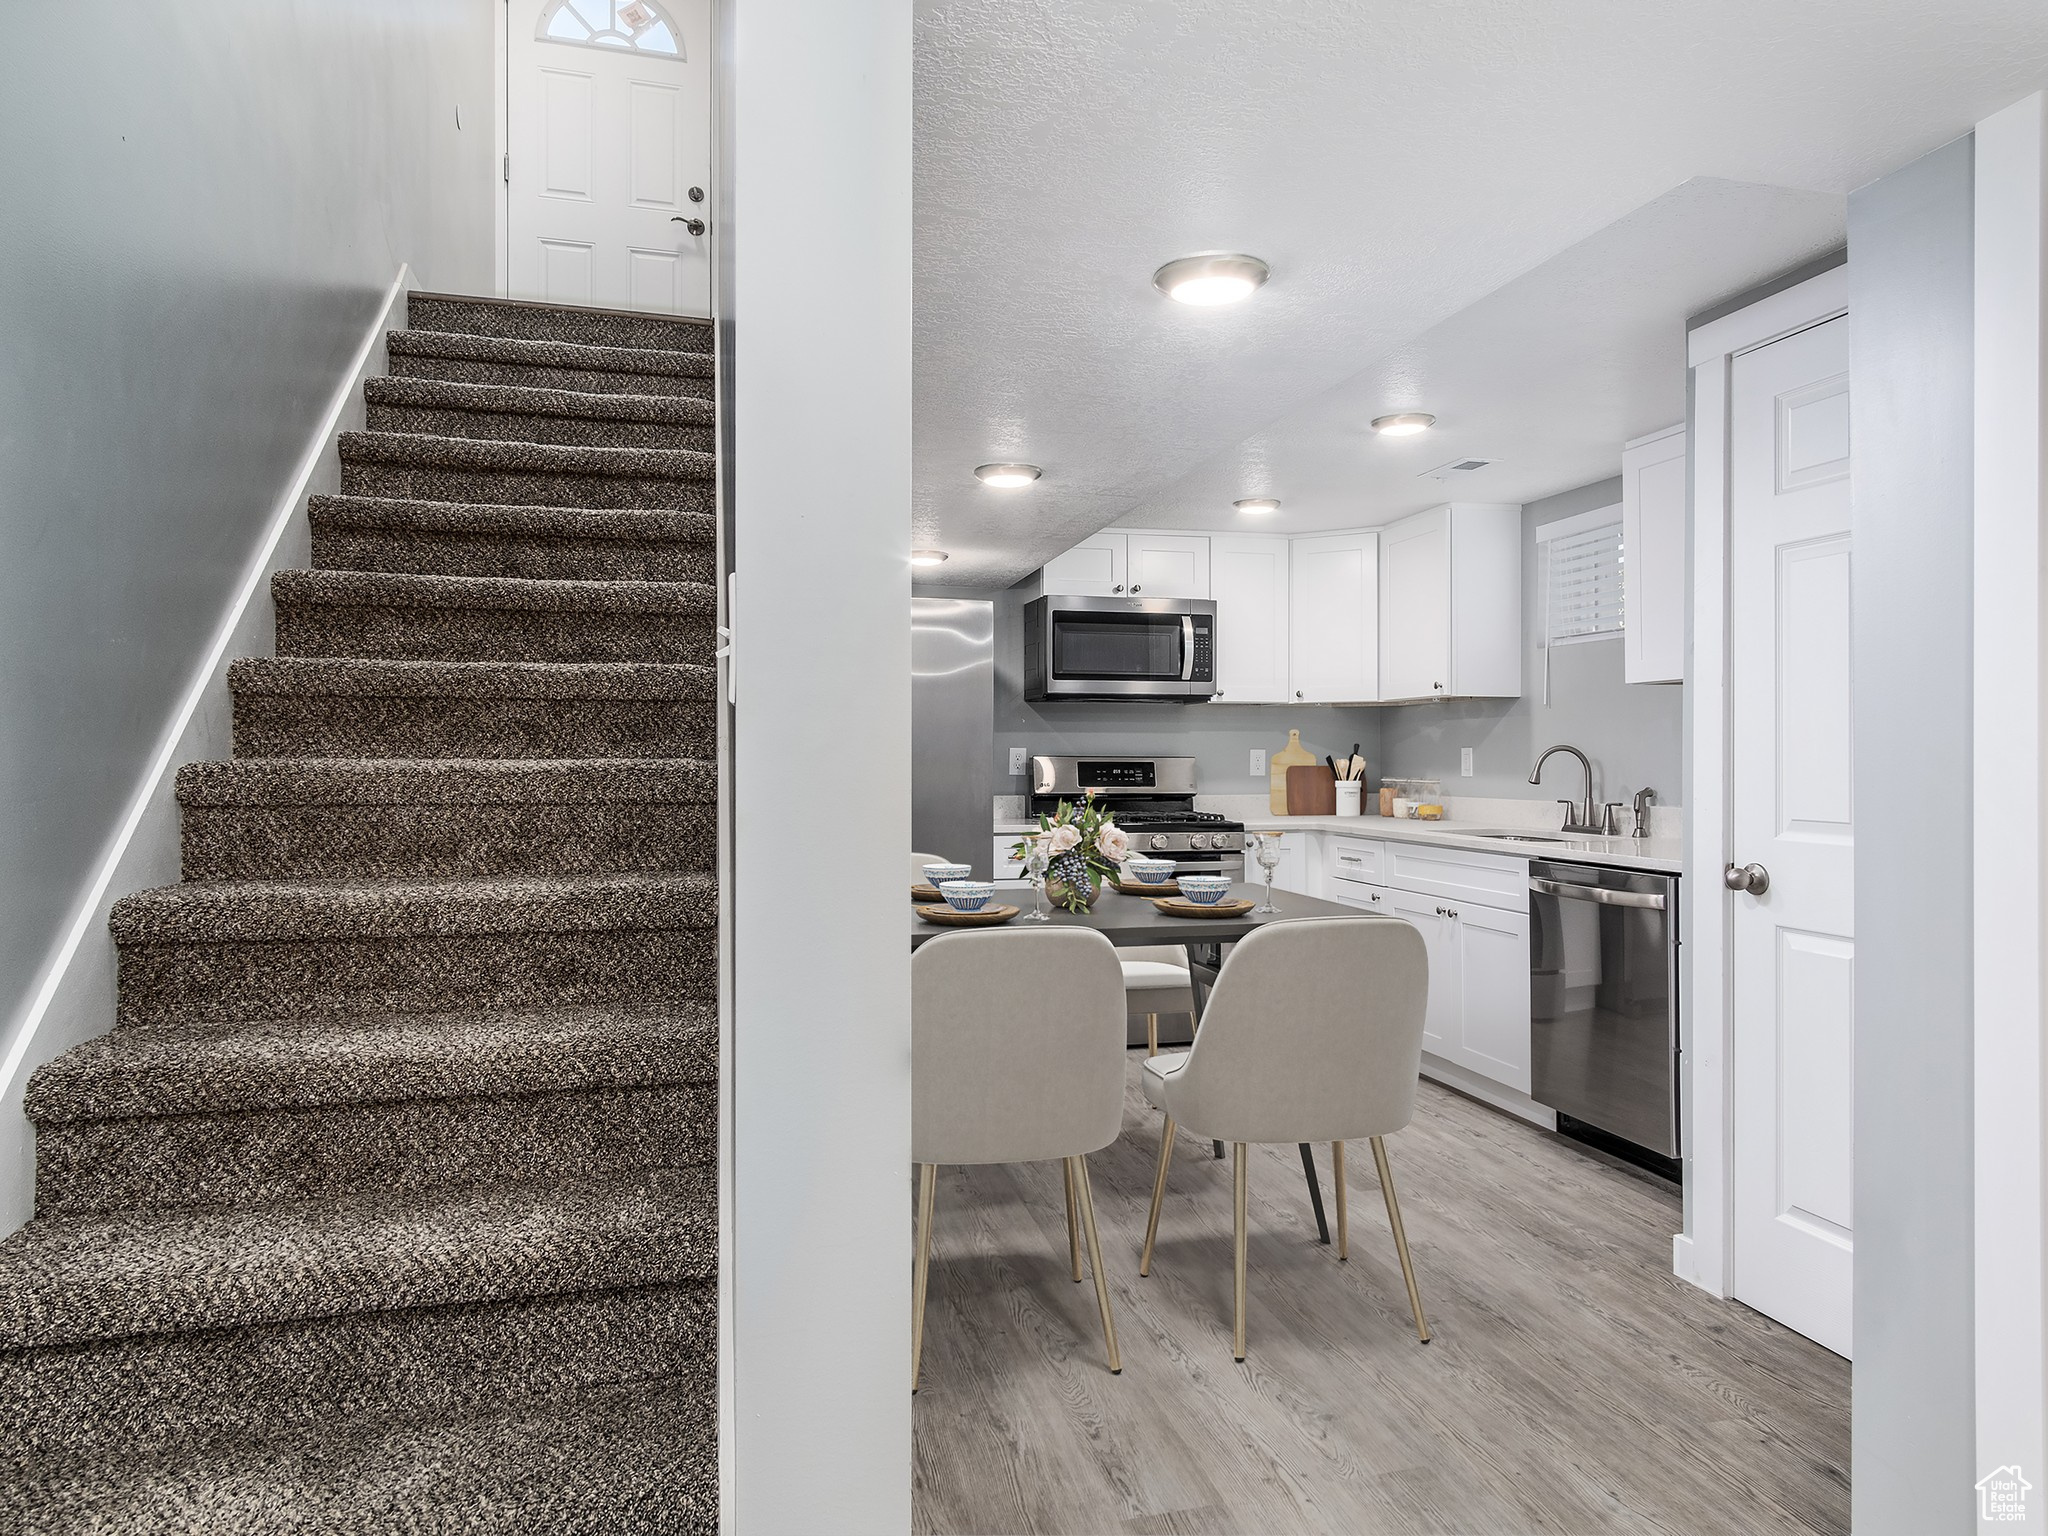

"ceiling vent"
[1420,456,1494,481]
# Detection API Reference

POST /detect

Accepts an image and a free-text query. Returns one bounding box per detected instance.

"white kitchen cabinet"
[1453,899,1533,1093]
[992,835,1025,879]
[1039,534,1127,596]
[1378,502,1521,701]
[1208,533,1291,703]
[1259,831,1312,895]
[1621,424,1686,684]
[1123,531,1211,598]
[1289,531,1380,703]
[1388,886,1458,1060]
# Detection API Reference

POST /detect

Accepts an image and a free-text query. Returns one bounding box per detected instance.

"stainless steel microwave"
[1023,595,1217,702]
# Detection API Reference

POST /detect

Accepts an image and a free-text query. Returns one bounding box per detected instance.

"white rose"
[1046,823,1082,854]
[1097,825,1130,861]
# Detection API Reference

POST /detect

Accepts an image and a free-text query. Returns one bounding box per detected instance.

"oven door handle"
[1180,616,1195,682]
[1529,876,1665,911]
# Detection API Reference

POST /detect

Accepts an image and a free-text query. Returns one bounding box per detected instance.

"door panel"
[1379,508,1451,699]
[1208,535,1290,703]
[1040,537,1125,597]
[1125,534,1210,599]
[1457,902,1532,1093]
[1388,888,1455,1058]
[508,0,711,315]
[1730,313,1855,1357]
[1289,533,1379,702]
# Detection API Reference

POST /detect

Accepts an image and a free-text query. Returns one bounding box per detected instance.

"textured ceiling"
[912,0,2048,589]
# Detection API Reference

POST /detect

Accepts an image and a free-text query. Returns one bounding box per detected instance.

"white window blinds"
[1538,507,1624,647]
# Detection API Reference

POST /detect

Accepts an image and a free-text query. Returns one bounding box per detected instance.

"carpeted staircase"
[0,293,722,1534]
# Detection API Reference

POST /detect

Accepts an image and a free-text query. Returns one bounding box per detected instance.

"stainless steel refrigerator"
[912,597,995,876]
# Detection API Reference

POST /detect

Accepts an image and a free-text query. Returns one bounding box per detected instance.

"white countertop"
[1235,814,1682,874]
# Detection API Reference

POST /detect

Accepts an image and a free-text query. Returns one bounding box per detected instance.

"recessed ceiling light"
[973,463,1041,488]
[1371,413,1436,437]
[1234,498,1280,515]
[910,549,949,567]
[1152,252,1270,306]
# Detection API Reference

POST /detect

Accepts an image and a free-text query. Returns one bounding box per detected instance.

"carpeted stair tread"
[108,871,716,945]
[410,289,714,354]
[308,494,715,544]
[363,374,713,426]
[178,756,713,808]
[26,1003,718,1123]
[338,430,714,484]
[387,328,712,380]
[1,1371,716,1536]
[0,1166,716,1350]
[272,567,715,616]
[230,654,715,702]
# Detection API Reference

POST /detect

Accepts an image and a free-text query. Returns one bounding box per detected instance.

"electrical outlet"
[1250,749,1267,777]
[1008,746,1029,776]
[1460,747,1474,778]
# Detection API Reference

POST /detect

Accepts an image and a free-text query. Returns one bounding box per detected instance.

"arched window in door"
[537,0,682,56]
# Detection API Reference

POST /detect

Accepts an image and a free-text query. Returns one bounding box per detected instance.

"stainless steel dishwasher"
[1528,859,1681,1173]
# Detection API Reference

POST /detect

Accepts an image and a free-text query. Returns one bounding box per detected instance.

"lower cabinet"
[1264,832,1312,895]
[1385,879,1531,1092]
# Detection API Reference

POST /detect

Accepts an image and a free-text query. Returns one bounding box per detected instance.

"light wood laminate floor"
[912,1062,1849,1536]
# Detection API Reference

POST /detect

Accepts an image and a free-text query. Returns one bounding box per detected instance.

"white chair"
[911,851,951,885]
[912,926,1129,1390]
[1136,917,1432,1359]
[1120,943,1196,1056]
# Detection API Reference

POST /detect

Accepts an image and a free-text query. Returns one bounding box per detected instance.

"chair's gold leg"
[1333,1141,1348,1261]
[912,1163,938,1390]
[1232,1143,1249,1361]
[1063,1159,1083,1282]
[1146,1012,1159,1057]
[1071,1156,1122,1374]
[1371,1136,1430,1343]
[1139,1115,1176,1276]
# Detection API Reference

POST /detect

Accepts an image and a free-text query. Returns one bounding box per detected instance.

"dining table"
[911,881,1395,1246]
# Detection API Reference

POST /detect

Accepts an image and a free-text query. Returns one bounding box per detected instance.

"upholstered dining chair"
[912,926,1128,1390]
[910,852,951,885]
[1136,917,1432,1359]
[1120,944,1196,1056]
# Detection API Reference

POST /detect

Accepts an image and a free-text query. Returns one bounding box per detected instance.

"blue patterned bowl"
[1123,858,1176,886]
[922,862,972,886]
[1177,875,1232,906]
[939,880,996,912]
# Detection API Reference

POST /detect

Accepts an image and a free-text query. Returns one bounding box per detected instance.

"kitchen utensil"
[1268,729,1316,813]
[1150,896,1257,918]
[916,903,1022,927]
[1335,781,1362,817]
[1285,763,1336,816]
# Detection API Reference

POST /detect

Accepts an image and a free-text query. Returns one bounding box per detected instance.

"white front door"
[1728,313,1855,1357]
[506,0,711,315]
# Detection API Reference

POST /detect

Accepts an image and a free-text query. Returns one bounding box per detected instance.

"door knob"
[671,216,706,236]
[688,185,705,203]
[1724,862,1771,894]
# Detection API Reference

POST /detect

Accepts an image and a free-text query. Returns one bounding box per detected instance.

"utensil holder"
[1334,780,1362,817]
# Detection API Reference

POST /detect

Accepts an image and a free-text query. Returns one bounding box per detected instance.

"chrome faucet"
[1529,745,1602,834]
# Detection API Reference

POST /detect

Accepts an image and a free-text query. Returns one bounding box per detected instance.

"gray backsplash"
[988,477,1682,811]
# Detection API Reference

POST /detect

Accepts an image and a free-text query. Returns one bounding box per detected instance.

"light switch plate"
[1250,749,1267,776]
[1460,747,1474,777]
[1008,746,1029,776]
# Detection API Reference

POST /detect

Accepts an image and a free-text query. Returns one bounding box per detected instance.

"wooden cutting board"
[1268,729,1316,814]
[1286,763,1337,816]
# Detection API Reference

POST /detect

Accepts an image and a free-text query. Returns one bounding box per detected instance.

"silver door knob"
[1295,689,1304,699]
[1724,862,1771,894]
[671,216,706,235]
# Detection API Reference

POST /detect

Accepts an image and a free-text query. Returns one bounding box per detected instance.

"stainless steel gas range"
[1027,755,1246,877]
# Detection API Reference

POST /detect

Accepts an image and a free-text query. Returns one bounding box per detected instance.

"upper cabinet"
[1290,532,1381,703]
[1124,532,1211,598]
[1038,534,1128,596]
[1208,534,1292,703]
[1378,503,1521,701]
[1621,425,1686,684]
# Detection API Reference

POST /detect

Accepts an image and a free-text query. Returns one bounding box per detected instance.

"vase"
[1045,854,1097,911]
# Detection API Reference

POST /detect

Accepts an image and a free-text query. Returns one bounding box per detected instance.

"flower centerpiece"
[1012,794,1129,912]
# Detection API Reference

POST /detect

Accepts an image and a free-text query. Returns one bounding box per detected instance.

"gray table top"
[909,884,1379,949]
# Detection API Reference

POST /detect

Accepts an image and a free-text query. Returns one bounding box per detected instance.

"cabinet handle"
[1131,584,1143,593]
[1433,681,1445,692]
[1295,689,1304,699]
[1112,584,1123,593]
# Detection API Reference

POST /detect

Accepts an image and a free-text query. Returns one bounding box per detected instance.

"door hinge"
[502,154,510,185]
[718,572,736,706]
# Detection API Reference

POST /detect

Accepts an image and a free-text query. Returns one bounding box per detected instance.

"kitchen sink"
[1447,829,1571,842]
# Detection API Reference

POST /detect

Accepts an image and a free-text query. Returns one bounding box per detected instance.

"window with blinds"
[1538,508,1624,647]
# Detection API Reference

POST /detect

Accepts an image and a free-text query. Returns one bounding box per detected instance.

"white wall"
[1847,130,1977,1535]
[0,2,495,1230]
[724,0,913,1529]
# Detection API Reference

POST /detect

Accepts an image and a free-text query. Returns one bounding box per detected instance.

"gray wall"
[1378,479,1684,808]
[989,584,1385,798]
[0,4,494,1073]
[1848,132,1976,1535]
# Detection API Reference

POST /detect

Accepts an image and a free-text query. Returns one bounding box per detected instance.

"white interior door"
[507,0,711,315]
[1728,313,1855,1358]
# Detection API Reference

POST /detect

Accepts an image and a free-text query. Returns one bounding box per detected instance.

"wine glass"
[1252,833,1283,914]
[1021,837,1052,922]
